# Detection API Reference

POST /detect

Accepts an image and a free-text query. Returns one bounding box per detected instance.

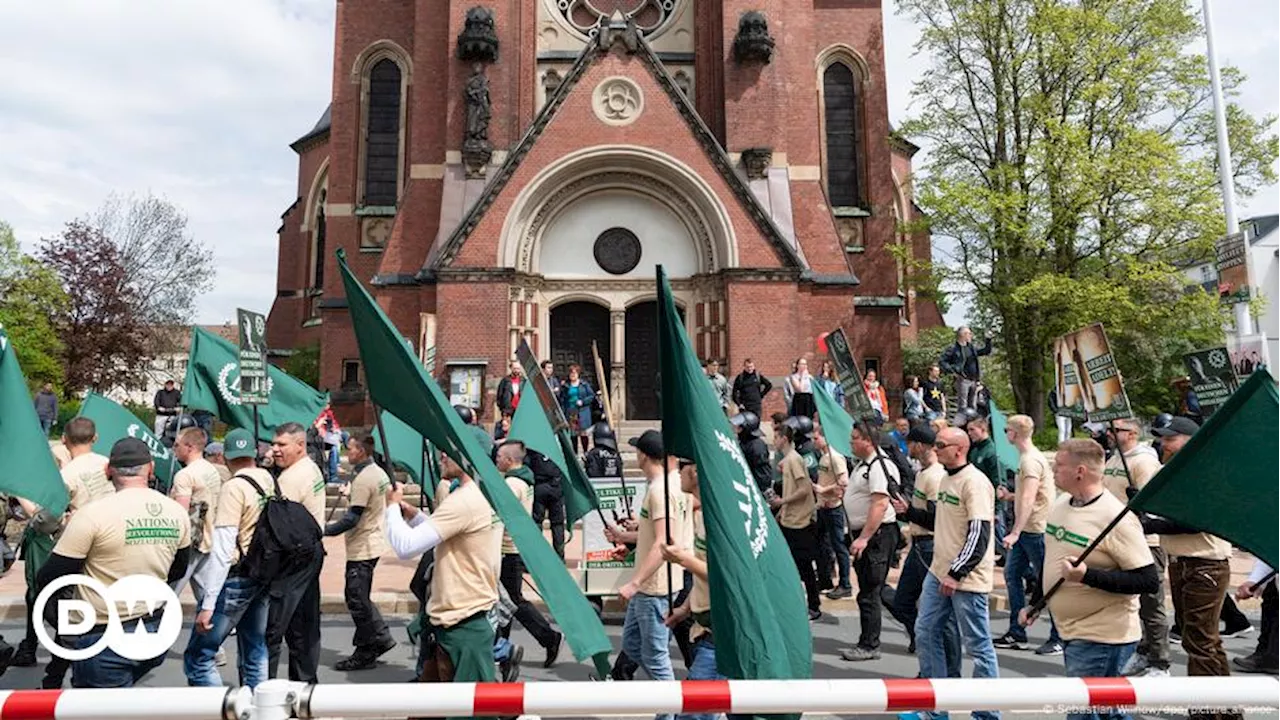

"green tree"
[900,0,1278,426]
[283,343,321,390]
[902,326,955,378]
[0,222,68,391]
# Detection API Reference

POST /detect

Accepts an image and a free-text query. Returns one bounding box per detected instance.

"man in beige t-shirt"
[170,428,223,594]
[767,422,822,620]
[265,422,326,684]
[1021,439,1156,696]
[994,414,1060,652]
[383,451,501,685]
[321,431,394,671]
[813,423,852,599]
[38,437,191,688]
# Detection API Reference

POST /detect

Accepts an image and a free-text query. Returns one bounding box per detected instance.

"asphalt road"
[0,608,1269,719]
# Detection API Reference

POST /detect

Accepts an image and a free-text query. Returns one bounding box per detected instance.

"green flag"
[1130,371,1278,568]
[655,265,812,691]
[336,249,612,676]
[812,379,854,459]
[988,400,1020,482]
[508,381,600,528]
[375,410,425,485]
[79,393,182,494]
[181,327,329,441]
[0,325,68,516]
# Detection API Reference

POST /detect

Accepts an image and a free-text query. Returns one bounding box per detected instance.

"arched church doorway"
[549,301,612,398]
[625,301,684,420]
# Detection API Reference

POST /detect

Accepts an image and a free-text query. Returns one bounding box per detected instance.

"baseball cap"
[223,428,257,459]
[205,442,225,457]
[906,425,936,445]
[628,429,664,459]
[109,437,153,468]
[1152,416,1199,437]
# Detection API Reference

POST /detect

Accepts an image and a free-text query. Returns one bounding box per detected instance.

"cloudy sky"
[1,1,1276,327]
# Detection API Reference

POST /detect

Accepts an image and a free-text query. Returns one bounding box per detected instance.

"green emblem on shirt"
[1047,523,1090,548]
[938,491,961,506]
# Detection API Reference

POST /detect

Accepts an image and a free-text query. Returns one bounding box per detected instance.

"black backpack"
[235,473,323,582]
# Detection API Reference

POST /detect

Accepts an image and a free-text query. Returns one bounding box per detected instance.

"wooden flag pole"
[591,341,615,431]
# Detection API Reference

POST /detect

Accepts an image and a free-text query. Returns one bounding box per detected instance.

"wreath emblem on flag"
[217,363,274,406]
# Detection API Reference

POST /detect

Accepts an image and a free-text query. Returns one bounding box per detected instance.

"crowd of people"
[3,347,1273,720]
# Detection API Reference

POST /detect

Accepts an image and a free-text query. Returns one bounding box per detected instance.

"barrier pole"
[0,686,248,720]
[297,677,1280,719]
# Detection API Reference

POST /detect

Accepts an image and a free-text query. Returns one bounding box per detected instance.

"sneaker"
[1232,654,1278,675]
[500,644,524,683]
[826,587,853,600]
[335,652,379,672]
[1121,653,1149,676]
[808,609,823,622]
[215,648,227,667]
[543,632,563,669]
[371,636,398,659]
[897,713,927,720]
[1035,640,1064,656]
[1222,621,1254,639]
[1169,625,1181,641]
[993,633,1028,651]
[12,640,37,667]
[840,646,881,662]
[1135,666,1171,678]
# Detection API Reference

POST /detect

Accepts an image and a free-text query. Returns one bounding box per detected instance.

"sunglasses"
[934,441,956,449]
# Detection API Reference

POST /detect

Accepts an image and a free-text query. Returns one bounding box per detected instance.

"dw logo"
[33,574,184,661]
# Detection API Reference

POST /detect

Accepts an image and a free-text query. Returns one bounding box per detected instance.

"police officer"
[730,411,772,494]
[584,424,622,478]
[36,437,191,688]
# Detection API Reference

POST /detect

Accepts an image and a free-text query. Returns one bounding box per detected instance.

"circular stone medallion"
[593,76,644,126]
[593,227,642,275]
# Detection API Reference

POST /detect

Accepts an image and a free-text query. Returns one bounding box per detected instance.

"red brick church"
[267,0,942,426]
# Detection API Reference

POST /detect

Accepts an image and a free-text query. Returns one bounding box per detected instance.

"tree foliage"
[902,326,955,378]
[284,343,321,390]
[900,0,1278,425]
[0,222,68,391]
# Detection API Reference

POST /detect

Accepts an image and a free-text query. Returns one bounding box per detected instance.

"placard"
[1052,323,1132,422]
[578,477,646,596]
[515,338,569,432]
[236,308,269,405]
[824,327,876,421]
[1183,346,1238,415]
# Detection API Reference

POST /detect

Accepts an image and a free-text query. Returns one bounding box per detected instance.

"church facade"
[267,0,942,426]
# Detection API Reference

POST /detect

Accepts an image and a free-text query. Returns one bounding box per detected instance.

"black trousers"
[499,554,558,648]
[1255,580,1278,665]
[266,553,324,683]
[851,522,900,650]
[345,558,391,652]
[782,524,821,612]
[531,484,566,559]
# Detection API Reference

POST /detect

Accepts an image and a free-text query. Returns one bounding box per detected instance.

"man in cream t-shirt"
[323,431,395,671]
[170,428,223,593]
[38,437,191,688]
[1022,439,1156,720]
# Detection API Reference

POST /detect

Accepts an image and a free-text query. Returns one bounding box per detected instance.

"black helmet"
[161,413,199,448]
[730,411,762,437]
[454,405,476,425]
[592,423,618,451]
[1152,413,1174,430]
[784,415,814,437]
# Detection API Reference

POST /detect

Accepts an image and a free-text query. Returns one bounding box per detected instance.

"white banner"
[578,477,646,596]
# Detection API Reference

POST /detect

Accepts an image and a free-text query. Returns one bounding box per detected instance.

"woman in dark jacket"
[558,364,596,454]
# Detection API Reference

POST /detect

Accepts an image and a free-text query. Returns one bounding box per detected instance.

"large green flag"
[812,378,854,459]
[0,325,68,516]
[1130,371,1278,568]
[375,410,426,485]
[181,327,329,441]
[336,249,612,675]
[655,266,812,692]
[508,379,600,528]
[79,393,182,494]
[988,400,1020,483]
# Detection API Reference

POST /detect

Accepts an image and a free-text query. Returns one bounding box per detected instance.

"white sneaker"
[1121,654,1149,676]
[215,648,227,667]
[1136,666,1170,678]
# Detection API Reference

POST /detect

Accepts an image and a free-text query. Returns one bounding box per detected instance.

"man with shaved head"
[903,427,1001,720]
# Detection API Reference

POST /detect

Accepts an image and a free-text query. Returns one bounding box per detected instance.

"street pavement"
[0,605,1269,720]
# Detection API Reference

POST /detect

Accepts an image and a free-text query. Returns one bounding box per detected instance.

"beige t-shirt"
[1162,531,1233,560]
[277,456,326,527]
[1044,491,1153,644]
[501,474,534,556]
[213,463,232,485]
[213,467,275,559]
[53,487,191,622]
[910,462,946,538]
[51,443,72,469]
[778,450,816,530]
[929,464,996,593]
[60,452,111,513]
[1016,447,1055,534]
[1102,446,1162,546]
[845,452,898,529]
[428,480,501,627]
[172,457,223,553]
[346,463,391,562]
[816,451,848,510]
[635,472,693,596]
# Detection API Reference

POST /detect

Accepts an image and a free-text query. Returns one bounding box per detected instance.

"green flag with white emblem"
[0,324,68,516]
[79,392,182,494]
[655,266,812,697]
[812,378,854,459]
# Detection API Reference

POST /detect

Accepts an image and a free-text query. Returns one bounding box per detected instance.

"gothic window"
[363,58,403,206]
[822,62,865,209]
[311,191,327,291]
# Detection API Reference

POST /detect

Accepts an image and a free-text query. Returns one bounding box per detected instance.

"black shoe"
[335,652,380,671]
[826,587,853,600]
[543,632,563,669]
[1169,625,1182,641]
[372,636,397,658]
[0,639,13,679]
[808,609,823,622]
[992,633,1028,651]
[907,637,916,654]
[12,640,37,667]
[500,644,524,683]
[1222,620,1254,639]
[1232,654,1278,675]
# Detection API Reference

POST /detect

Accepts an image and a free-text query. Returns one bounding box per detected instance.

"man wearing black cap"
[1144,417,1241,716]
[36,438,191,688]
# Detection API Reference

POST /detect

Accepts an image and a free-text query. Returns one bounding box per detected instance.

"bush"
[285,343,321,390]
[124,401,156,430]
[902,327,954,379]
[52,398,81,437]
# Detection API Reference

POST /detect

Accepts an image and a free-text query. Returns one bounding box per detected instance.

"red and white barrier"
[0,686,248,720]
[299,677,1280,718]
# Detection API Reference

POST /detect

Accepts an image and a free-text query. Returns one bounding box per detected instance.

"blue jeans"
[1004,532,1060,643]
[1063,640,1137,720]
[327,446,340,482]
[40,416,54,436]
[915,573,1000,720]
[622,592,674,720]
[71,615,166,688]
[888,538,962,678]
[820,507,851,589]
[678,636,749,720]
[184,575,270,688]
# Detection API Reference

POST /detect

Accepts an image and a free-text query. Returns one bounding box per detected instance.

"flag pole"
[1251,570,1278,595]
[657,275,673,611]
[370,403,400,490]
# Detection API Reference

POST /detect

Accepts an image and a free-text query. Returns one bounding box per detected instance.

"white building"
[1182,215,1279,369]
[105,324,239,407]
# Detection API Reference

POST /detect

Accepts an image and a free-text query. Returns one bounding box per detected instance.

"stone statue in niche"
[462,63,494,177]
[741,147,772,179]
[457,6,499,63]
[732,11,775,65]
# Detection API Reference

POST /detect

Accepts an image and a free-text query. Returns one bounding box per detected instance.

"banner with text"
[236,309,269,405]
[1053,323,1132,422]
[578,477,647,596]
[1183,347,1239,416]
[824,328,876,421]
